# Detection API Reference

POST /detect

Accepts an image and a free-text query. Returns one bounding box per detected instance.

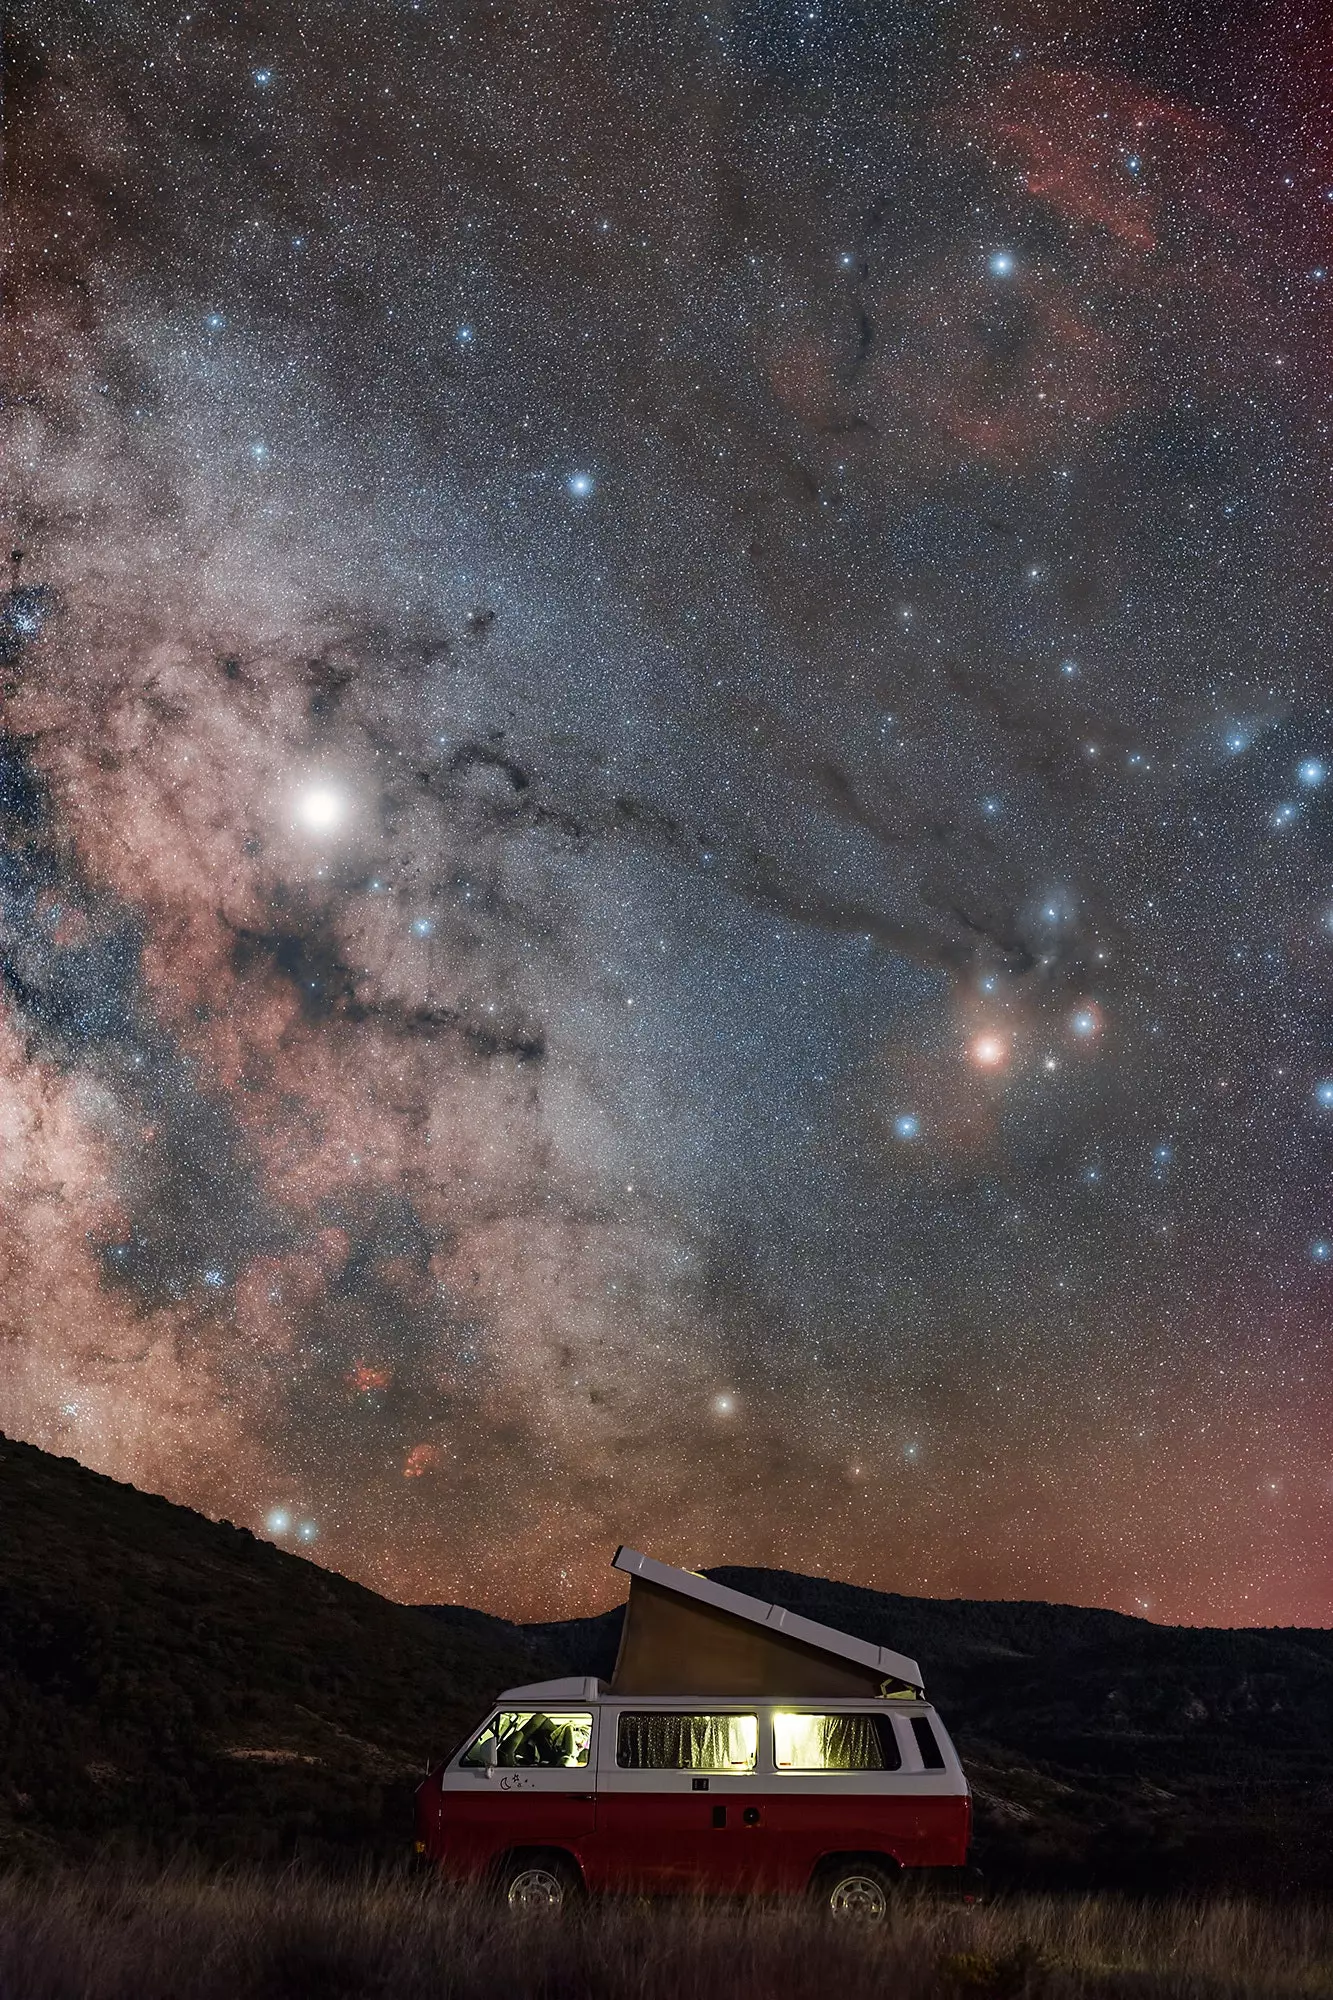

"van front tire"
[812,1856,898,1924]
[496,1849,584,1914]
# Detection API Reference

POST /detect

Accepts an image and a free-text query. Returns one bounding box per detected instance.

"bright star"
[265,1509,291,1536]
[894,1114,920,1141]
[296,1520,319,1543]
[971,1033,1007,1070]
[566,471,594,498]
[1070,1008,1098,1039]
[1317,1081,1333,1109]
[1298,759,1326,788]
[1272,802,1299,829]
[988,251,1015,277]
[296,786,344,832]
[412,917,434,937]
[253,67,273,85]
[713,1393,735,1416]
[1312,1240,1332,1263]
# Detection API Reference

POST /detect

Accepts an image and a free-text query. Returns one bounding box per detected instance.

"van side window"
[910,1715,946,1770]
[459,1710,592,1769]
[616,1713,758,1771]
[772,1712,902,1771]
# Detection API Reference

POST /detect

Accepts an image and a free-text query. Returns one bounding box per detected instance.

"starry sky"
[4,0,1332,1625]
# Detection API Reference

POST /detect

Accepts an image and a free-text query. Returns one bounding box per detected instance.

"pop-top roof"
[610,1547,922,1696]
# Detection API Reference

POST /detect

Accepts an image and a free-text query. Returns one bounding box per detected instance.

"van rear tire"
[496,1849,584,1914]
[811,1857,898,1925]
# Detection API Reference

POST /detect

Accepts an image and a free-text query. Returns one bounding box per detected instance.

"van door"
[761,1708,911,1889]
[591,1709,762,1892]
[440,1707,598,1877]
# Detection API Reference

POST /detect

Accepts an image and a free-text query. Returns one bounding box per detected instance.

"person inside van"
[510,1714,576,1766]
[482,1711,582,1768]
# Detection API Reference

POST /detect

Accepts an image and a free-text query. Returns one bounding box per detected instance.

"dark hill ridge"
[0,1433,548,1864]
[3,1433,1332,1890]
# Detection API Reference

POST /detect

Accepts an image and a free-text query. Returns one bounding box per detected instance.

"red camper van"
[416,1549,974,1919]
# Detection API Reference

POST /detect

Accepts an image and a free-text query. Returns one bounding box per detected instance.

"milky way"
[4,1,1332,1622]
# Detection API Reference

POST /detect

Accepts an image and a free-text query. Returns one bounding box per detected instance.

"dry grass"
[0,1865,1328,1999]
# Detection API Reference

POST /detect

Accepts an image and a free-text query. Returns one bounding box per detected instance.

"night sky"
[4,1,1332,1624]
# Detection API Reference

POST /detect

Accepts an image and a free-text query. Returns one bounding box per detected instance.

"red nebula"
[348,1361,392,1396]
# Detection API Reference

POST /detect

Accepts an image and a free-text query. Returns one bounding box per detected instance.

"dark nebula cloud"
[2,0,1331,1621]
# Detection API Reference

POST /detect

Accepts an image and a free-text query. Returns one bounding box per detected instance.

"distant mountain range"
[3,1432,1330,1890]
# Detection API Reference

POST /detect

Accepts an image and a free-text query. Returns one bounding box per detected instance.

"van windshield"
[617,1713,758,1771]
[459,1710,592,1769]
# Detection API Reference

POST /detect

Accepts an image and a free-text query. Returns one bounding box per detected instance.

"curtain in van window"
[818,1715,892,1770]
[616,1713,757,1770]
[773,1713,901,1770]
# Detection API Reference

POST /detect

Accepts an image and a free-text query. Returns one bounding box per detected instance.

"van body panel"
[433,1772,598,1881]
[590,1781,763,1891]
[752,1790,971,1885]
[418,1695,972,1895]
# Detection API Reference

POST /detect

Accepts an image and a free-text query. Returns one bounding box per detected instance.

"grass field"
[0,1867,1327,1999]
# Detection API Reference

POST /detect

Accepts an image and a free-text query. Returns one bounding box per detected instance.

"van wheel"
[498,1851,583,1914]
[813,1859,897,1924]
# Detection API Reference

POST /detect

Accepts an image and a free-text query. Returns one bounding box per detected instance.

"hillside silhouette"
[4,1433,1332,1889]
[0,1434,546,1865]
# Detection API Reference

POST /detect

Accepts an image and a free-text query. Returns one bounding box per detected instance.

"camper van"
[415,1549,974,1919]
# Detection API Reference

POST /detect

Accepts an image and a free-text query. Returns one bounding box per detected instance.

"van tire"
[811,1855,899,1925]
[495,1848,584,1914]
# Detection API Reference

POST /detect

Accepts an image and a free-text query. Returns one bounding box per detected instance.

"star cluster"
[2,0,1332,1623]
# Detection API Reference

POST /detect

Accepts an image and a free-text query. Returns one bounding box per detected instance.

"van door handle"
[742,1807,761,1827]
[568,1793,595,1801]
